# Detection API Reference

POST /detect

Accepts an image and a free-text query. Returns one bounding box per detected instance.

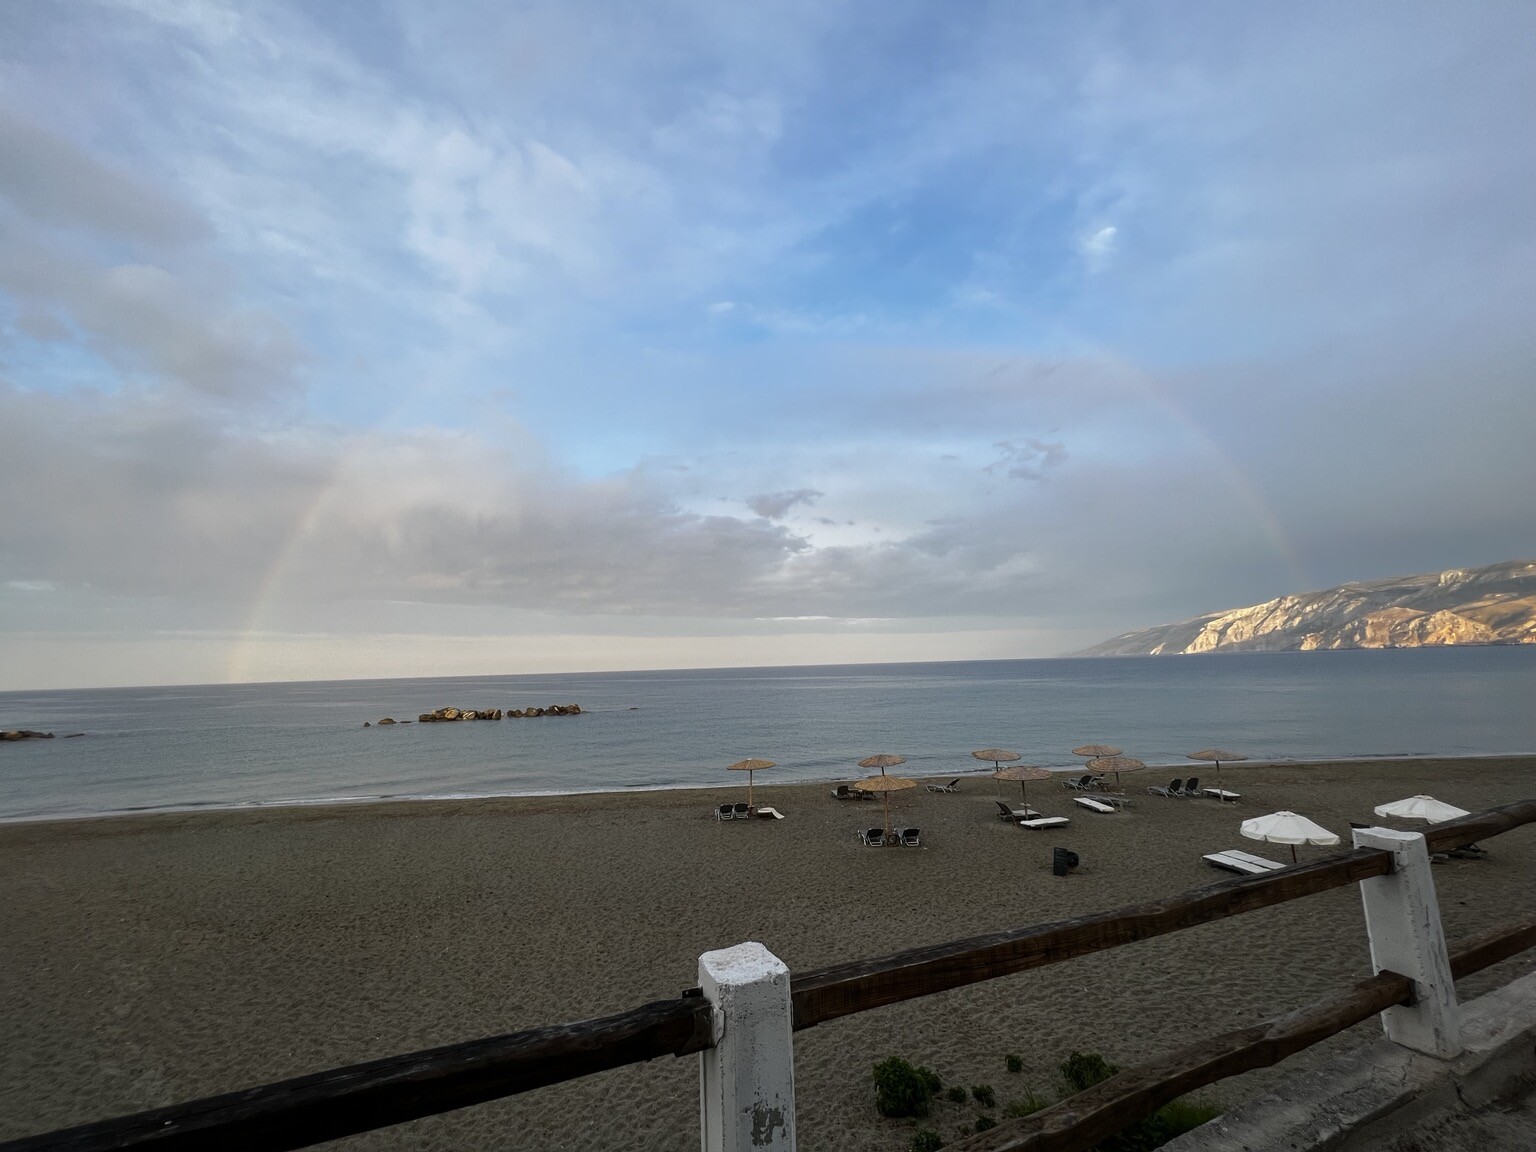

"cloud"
[1078,224,1118,270]
[982,439,1069,482]
[746,488,823,519]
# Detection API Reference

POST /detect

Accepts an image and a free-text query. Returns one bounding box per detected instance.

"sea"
[2,648,1534,822]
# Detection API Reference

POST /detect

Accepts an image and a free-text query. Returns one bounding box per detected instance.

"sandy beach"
[3,756,1534,1151]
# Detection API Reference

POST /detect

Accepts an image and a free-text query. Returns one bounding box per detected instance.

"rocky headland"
[1080,559,1536,656]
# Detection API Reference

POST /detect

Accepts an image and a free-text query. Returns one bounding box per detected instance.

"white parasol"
[1241,810,1340,863]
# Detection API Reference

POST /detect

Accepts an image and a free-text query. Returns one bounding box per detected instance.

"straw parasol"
[1188,748,1247,800]
[854,774,917,842]
[727,758,775,810]
[1373,795,1470,824]
[972,748,1021,771]
[1241,810,1339,863]
[1087,755,1145,786]
[1072,744,1122,759]
[859,753,907,774]
[992,763,1052,807]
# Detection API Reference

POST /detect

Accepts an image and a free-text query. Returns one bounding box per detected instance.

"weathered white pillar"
[1353,826,1462,1058]
[698,941,796,1152]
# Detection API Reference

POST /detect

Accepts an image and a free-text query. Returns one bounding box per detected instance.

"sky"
[2,1,1534,690]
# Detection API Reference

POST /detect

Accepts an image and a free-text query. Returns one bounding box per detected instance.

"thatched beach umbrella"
[972,748,1021,771]
[1373,795,1470,824]
[992,763,1052,807]
[1072,744,1123,760]
[727,758,775,810]
[1241,810,1339,864]
[854,774,917,842]
[1188,748,1247,800]
[859,753,907,774]
[1087,755,1145,786]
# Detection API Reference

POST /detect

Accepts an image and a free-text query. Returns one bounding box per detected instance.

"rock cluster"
[510,704,582,717]
[2,729,54,741]
[417,707,506,722]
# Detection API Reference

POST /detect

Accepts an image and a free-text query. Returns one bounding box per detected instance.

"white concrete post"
[1353,826,1462,1058]
[698,941,797,1152]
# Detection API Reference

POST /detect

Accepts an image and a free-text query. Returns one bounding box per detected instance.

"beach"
[3,756,1534,1151]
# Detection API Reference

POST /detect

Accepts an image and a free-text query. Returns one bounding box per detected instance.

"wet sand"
[3,756,1534,1150]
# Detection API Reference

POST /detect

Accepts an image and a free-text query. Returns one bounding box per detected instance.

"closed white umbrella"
[1373,795,1470,824]
[1241,810,1340,863]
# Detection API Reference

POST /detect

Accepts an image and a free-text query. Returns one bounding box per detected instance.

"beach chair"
[1148,778,1184,797]
[925,779,960,793]
[831,784,859,800]
[1096,795,1134,808]
[1203,788,1241,802]
[860,826,887,846]
[1180,777,1201,796]
[732,802,750,819]
[715,803,734,821]
[1073,796,1116,814]
[995,800,1039,821]
[900,827,921,846]
[1203,849,1285,875]
[1018,816,1071,830]
[1064,774,1095,792]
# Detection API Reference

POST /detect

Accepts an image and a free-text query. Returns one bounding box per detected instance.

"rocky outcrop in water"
[1,729,54,741]
[1080,559,1536,656]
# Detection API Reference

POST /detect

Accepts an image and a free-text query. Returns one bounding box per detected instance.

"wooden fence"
[4,798,1534,1152]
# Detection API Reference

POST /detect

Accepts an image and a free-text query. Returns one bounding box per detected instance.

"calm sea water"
[1,649,1533,821]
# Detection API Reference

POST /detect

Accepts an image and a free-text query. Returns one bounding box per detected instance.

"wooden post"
[699,942,796,1152]
[1352,826,1461,1058]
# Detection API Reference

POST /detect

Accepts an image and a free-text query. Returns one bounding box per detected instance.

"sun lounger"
[831,784,859,800]
[1095,795,1134,808]
[900,827,920,846]
[754,806,784,819]
[1064,774,1095,791]
[732,802,751,818]
[994,800,1039,821]
[715,803,734,820]
[1073,796,1116,814]
[1148,778,1184,797]
[860,827,887,846]
[925,778,961,793]
[1180,777,1202,796]
[1018,816,1071,830]
[1203,849,1286,875]
[1203,788,1240,802]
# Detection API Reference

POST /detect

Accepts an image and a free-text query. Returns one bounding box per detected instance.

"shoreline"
[4,750,1534,828]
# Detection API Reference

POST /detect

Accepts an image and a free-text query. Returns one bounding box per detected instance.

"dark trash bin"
[1052,847,1079,876]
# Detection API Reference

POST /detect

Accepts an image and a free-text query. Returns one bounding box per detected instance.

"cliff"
[1078,560,1536,656]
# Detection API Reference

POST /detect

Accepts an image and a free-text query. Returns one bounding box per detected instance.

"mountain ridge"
[1078,559,1536,656]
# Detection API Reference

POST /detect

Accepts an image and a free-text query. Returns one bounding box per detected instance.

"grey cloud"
[983,439,1068,482]
[0,235,301,401]
[747,488,822,519]
[0,106,206,245]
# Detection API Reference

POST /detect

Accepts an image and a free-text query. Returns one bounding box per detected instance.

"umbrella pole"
[748,771,753,810]
[882,791,892,844]
[1291,844,1298,864]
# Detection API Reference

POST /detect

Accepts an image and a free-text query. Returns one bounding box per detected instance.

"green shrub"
[1005,1053,1023,1074]
[974,1115,997,1132]
[910,1129,944,1152]
[1005,1090,1052,1118]
[945,1086,967,1104]
[918,1066,943,1096]
[872,1057,935,1118]
[1059,1051,1120,1094]
[971,1084,996,1108]
[1054,1051,1219,1150]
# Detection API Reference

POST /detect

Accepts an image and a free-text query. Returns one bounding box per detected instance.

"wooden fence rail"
[952,915,1536,1152]
[4,798,1534,1152]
